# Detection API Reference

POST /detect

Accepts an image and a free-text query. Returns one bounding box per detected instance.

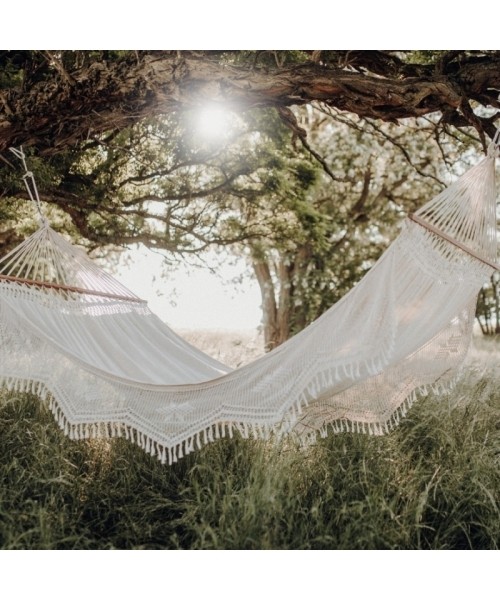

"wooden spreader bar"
[408,213,500,272]
[0,273,147,304]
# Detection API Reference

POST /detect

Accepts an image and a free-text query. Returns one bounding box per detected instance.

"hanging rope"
[2,149,146,304]
[487,128,500,158]
[9,147,48,226]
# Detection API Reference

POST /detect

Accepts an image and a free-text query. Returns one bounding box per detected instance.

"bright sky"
[116,247,262,331]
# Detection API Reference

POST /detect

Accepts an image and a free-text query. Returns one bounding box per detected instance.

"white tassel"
[353,362,360,378]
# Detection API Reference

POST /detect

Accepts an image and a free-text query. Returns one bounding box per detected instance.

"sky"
[116,246,263,331]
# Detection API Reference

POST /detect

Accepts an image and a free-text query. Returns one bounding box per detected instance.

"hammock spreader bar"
[0,273,147,304]
[408,213,500,272]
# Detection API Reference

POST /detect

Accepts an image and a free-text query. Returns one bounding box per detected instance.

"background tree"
[234,108,480,348]
[477,274,500,336]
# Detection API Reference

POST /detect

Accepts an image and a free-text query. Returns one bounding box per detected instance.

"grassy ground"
[0,334,498,549]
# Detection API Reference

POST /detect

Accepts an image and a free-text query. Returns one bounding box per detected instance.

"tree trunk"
[253,253,316,350]
[477,317,488,336]
[252,260,279,351]
[252,258,299,351]
[478,288,493,335]
[276,260,291,346]
[492,274,500,334]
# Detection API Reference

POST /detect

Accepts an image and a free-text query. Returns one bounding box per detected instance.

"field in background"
[0,331,498,549]
[178,329,264,368]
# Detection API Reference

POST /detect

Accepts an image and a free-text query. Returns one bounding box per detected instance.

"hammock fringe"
[0,372,459,465]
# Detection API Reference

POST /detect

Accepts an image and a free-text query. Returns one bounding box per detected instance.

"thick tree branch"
[2,51,500,154]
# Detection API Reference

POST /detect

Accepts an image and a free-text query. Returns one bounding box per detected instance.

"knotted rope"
[9,147,48,227]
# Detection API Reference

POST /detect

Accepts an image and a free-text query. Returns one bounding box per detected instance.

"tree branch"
[2,51,500,154]
[277,106,346,183]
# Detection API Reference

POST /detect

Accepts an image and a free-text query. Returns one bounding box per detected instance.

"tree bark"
[2,51,500,154]
[276,260,291,346]
[253,252,315,350]
[252,260,279,351]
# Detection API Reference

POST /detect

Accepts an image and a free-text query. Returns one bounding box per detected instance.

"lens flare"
[194,105,231,142]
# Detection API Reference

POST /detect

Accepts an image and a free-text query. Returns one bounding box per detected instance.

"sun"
[194,104,233,143]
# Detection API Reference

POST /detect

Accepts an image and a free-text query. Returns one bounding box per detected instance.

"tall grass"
[0,335,498,549]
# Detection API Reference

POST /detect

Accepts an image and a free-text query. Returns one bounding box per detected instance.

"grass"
[0,334,499,549]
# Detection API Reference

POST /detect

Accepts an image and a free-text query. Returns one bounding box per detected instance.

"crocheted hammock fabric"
[0,150,498,464]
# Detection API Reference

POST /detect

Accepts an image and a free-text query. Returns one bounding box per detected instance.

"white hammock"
[0,143,498,464]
